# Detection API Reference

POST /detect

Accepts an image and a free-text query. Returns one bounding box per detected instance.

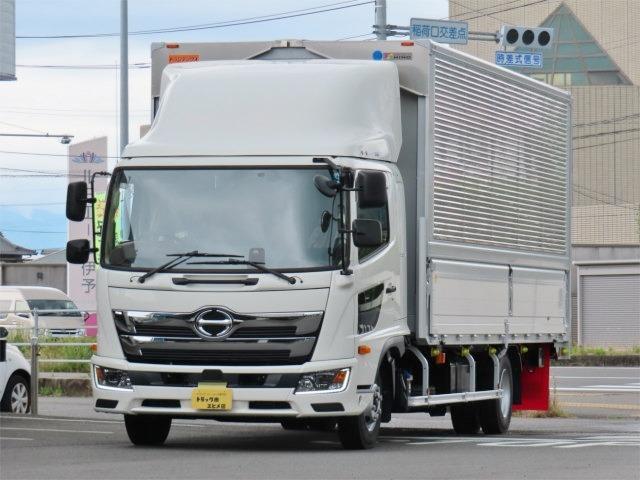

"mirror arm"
[312,157,353,276]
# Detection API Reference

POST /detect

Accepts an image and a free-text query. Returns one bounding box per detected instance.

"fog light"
[94,365,132,390]
[295,368,350,394]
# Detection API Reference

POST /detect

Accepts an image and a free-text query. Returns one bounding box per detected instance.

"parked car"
[0,287,84,336]
[0,327,31,414]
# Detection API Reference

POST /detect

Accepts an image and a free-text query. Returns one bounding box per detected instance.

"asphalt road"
[0,366,638,480]
[551,366,640,417]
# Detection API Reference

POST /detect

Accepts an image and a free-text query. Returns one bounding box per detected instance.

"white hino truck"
[66,40,571,449]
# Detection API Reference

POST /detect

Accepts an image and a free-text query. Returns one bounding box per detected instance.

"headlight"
[94,365,132,390]
[294,368,350,394]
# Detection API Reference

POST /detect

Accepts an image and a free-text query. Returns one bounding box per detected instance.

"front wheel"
[478,355,513,434]
[337,379,382,449]
[1,374,30,414]
[124,414,172,446]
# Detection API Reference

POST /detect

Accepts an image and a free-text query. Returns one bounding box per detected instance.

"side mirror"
[67,239,92,264]
[314,175,339,198]
[356,172,387,208]
[66,181,89,221]
[352,219,383,248]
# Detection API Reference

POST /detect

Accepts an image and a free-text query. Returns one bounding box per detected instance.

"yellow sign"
[168,54,200,64]
[191,383,233,411]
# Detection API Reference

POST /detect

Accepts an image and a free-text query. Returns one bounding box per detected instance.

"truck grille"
[114,308,323,366]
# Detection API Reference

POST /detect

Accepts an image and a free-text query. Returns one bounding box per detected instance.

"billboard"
[0,0,15,81]
[67,137,108,312]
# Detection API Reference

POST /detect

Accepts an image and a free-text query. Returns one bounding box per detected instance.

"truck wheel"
[450,404,480,434]
[124,414,172,446]
[337,377,383,449]
[1,374,30,414]
[478,356,513,434]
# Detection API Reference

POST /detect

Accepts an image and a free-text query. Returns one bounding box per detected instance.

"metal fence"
[0,308,96,415]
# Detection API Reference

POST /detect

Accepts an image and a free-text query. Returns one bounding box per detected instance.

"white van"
[0,287,84,336]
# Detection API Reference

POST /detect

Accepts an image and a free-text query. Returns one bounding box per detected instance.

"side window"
[357,284,384,334]
[356,173,389,262]
[14,300,29,314]
[0,300,11,319]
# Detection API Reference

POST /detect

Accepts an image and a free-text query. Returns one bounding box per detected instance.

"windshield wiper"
[188,258,297,285]
[138,251,243,284]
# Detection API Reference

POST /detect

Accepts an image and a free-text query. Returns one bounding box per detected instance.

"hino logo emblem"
[194,309,236,338]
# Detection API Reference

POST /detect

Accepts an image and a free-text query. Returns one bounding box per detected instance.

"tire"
[450,404,480,434]
[281,419,337,432]
[478,355,513,434]
[124,414,172,446]
[337,374,383,450]
[1,374,30,414]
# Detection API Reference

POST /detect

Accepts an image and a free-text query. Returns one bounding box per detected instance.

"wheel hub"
[11,382,29,414]
[364,383,382,432]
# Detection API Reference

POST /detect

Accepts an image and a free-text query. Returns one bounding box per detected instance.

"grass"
[569,345,640,356]
[7,331,94,374]
[39,385,65,397]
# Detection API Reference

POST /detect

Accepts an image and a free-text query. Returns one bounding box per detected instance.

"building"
[449,0,639,347]
[0,232,35,262]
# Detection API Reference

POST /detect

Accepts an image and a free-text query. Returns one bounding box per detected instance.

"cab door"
[351,170,403,338]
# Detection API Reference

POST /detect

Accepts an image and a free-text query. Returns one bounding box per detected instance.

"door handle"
[386,284,396,294]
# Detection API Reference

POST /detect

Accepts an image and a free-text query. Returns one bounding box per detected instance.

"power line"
[0,120,47,135]
[573,127,640,140]
[0,202,65,207]
[17,1,373,39]
[0,229,66,234]
[574,112,640,128]
[573,135,640,151]
[16,63,150,70]
[0,150,122,159]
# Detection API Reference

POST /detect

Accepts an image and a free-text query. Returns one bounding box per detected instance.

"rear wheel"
[1,374,30,414]
[124,414,172,446]
[478,355,513,434]
[450,404,480,434]
[338,376,383,450]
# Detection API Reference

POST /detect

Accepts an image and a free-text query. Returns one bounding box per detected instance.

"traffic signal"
[500,26,553,49]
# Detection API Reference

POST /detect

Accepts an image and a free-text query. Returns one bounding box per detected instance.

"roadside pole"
[30,309,39,415]
[120,0,129,154]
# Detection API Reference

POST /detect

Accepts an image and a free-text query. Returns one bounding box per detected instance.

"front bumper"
[91,355,370,418]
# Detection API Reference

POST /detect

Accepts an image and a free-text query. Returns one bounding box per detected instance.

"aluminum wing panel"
[431,48,570,255]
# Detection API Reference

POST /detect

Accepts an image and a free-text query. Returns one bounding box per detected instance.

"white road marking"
[554,387,640,393]
[0,427,113,435]
[381,435,640,449]
[552,376,640,380]
[0,415,206,428]
[0,437,33,441]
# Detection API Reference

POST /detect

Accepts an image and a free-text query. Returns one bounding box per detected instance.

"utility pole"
[375,0,387,40]
[120,0,129,154]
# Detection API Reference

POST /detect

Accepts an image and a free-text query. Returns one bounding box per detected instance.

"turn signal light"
[358,345,372,355]
[166,43,180,49]
[435,352,446,365]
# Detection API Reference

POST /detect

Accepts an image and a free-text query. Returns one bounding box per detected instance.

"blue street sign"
[410,18,468,45]
[495,51,543,68]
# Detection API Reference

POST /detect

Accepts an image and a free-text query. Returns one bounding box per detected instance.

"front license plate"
[191,383,233,411]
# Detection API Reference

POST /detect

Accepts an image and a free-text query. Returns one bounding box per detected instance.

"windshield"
[26,299,82,316]
[103,168,342,271]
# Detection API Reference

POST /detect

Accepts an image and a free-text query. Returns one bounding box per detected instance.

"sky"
[0,0,449,252]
